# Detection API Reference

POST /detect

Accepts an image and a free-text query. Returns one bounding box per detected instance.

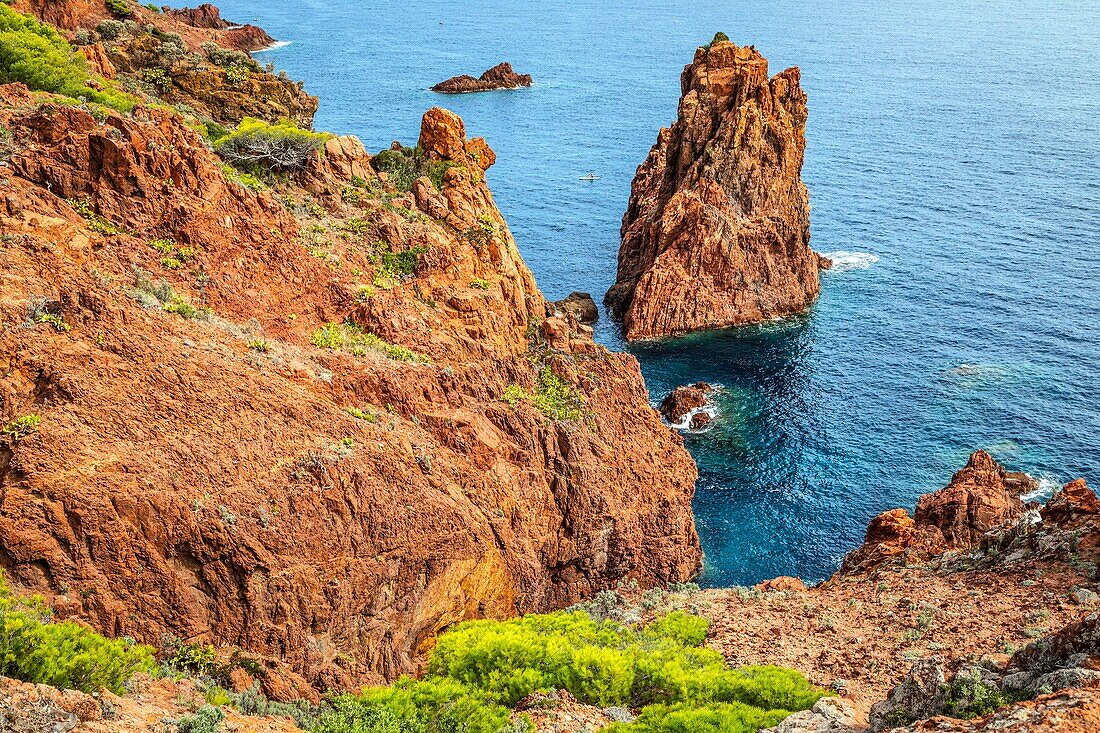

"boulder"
[552,292,598,324]
[658,383,713,424]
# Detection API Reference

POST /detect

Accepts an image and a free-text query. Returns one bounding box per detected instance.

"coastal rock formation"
[912,450,1030,550]
[658,383,714,424]
[842,450,1031,570]
[0,57,700,695]
[431,62,532,93]
[607,37,827,340]
[551,292,599,324]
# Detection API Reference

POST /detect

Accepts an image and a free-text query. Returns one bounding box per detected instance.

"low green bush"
[177,705,225,733]
[310,321,429,364]
[606,702,789,733]
[105,0,132,19]
[331,610,823,733]
[372,145,456,193]
[0,6,133,110]
[501,366,587,421]
[215,117,331,171]
[315,678,513,733]
[2,414,40,440]
[0,571,154,694]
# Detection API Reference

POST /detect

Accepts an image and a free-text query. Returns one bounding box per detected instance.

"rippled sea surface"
[217,0,1100,586]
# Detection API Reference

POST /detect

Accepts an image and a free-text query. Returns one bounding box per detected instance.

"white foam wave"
[255,40,293,52]
[1021,475,1060,503]
[669,404,719,433]
[823,251,879,272]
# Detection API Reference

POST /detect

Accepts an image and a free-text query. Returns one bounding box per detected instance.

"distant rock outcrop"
[836,444,1069,572]
[164,3,275,50]
[431,62,532,93]
[607,37,828,340]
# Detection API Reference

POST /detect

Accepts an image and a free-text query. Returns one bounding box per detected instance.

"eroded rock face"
[607,39,826,341]
[843,451,1030,571]
[869,658,946,731]
[0,89,700,692]
[913,450,1029,551]
[431,63,532,93]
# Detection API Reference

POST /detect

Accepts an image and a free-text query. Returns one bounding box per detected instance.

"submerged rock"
[431,62,532,93]
[607,36,828,340]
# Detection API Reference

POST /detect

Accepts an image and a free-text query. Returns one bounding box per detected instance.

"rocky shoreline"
[0,3,1096,733]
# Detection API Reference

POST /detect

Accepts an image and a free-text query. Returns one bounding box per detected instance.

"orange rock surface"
[0,83,700,692]
[607,39,827,340]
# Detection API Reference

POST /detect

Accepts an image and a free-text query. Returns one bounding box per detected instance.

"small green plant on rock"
[501,366,586,421]
[68,197,120,234]
[470,277,490,290]
[2,414,41,440]
[310,321,429,364]
[34,312,71,332]
[105,0,132,18]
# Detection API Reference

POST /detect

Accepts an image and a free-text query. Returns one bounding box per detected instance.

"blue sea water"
[216,0,1100,586]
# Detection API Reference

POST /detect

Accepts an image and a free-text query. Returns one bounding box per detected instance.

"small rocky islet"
[430,62,533,93]
[0,6,1096,733]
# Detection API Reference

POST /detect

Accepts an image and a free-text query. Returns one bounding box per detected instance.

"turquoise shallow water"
[216,0,1100,586]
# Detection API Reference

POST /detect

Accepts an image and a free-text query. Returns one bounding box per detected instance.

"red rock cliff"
[607,38,827,341]
[0,81,700,693]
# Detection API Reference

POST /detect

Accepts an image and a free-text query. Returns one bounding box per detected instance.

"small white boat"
[579,172,600,181]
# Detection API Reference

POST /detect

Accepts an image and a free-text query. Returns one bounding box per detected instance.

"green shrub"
[0,6,132,110]
[0,571,154,694]
[501,367,587,421]
[310,321,430,364]
[315,678,512,733]
[68,197,120,234]
[215,117,331,171]
[168,641,219,677]
[705,32,730,49]
[2,414,40,440]
[377,245,427,282]
[329,609,822,733]
[177,705,225,733]
[34,312,71,332]
[943,668,1021,719]
[372,145,456,193]
[105,0,132,19]
[606,702,789,733]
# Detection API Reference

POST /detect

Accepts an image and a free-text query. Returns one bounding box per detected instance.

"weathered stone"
[431,63,533,93]
[608,39,826,340]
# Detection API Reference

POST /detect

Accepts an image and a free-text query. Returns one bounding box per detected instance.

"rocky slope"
[431,62,533,93]
[606,37,828,341]
[696,451,1100,728]
[14,0,316,126]
[0,4,700,694]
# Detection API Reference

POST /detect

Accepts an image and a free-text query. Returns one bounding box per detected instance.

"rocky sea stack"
[431,62,533,93]
[606,35,829,341]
